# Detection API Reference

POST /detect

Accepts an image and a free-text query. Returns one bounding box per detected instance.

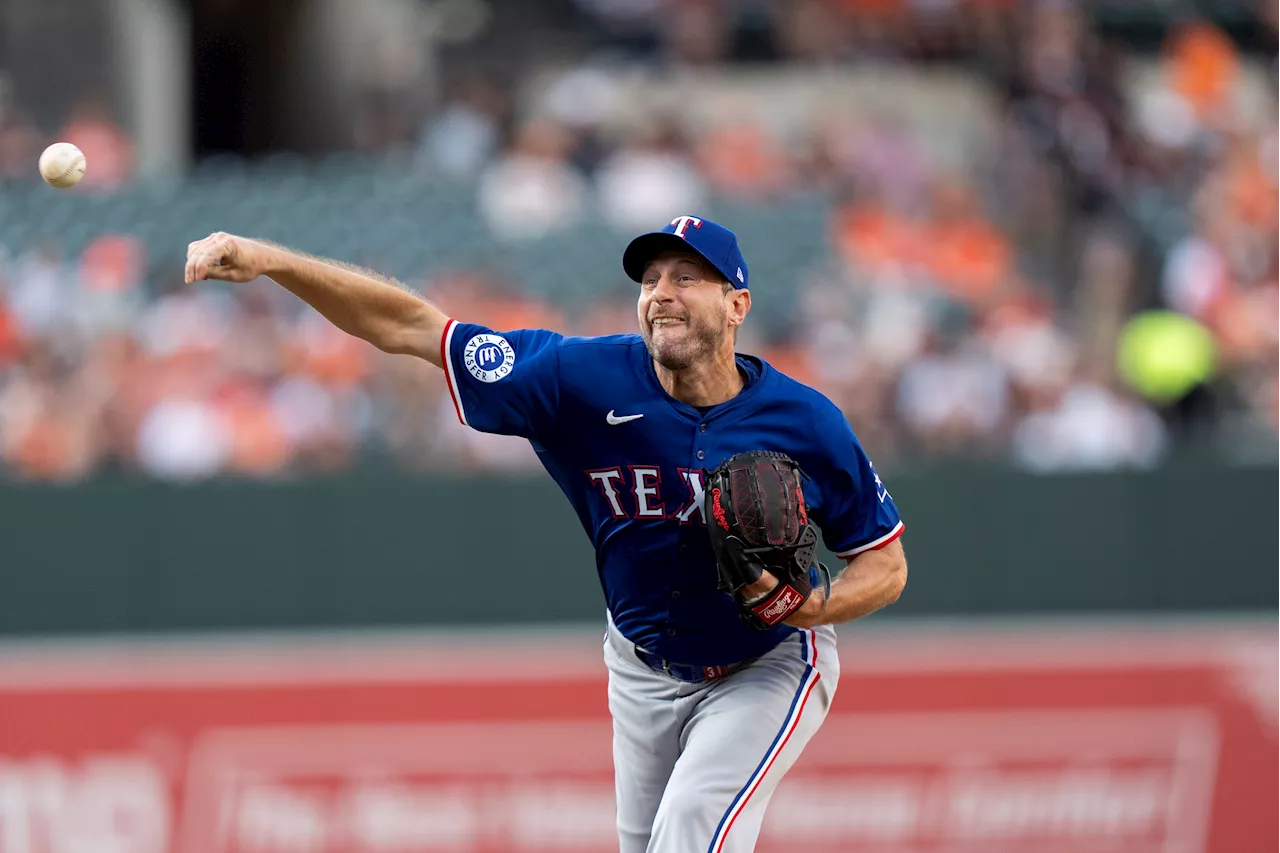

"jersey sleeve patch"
[462,333,517,383]
[442,320,562,439]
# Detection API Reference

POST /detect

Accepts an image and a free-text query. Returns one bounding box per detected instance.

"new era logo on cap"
[622,215,750,290]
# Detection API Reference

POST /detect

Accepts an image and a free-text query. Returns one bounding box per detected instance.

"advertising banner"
[0,622,1273,852]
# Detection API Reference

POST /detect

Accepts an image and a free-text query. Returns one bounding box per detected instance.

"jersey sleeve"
[441,319,562,440]
[810,411,905,560]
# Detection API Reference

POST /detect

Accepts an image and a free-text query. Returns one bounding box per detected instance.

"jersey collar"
[637,345,768,422]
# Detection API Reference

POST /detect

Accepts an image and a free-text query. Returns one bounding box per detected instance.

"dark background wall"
[2,461,1274,637]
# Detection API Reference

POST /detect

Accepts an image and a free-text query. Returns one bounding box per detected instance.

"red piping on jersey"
[837,520,905,559]
[440,318,464,425]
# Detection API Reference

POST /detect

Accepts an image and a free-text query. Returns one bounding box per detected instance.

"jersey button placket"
[692,421,707,465]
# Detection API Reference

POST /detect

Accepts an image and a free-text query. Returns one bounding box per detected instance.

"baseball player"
[185,215,907,853]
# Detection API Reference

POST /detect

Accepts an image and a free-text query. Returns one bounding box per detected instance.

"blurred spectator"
[478,120,590,239]
[134,393,231,481]
[56,95,135,190]
[924,179,1015,305]
[596,119,706,230]
[353,89,419,156]
[777,0,855,64]
[895,330,1011,457]
[137,287,235,358]
[418,79,507,178]
[0,76,41,182]
[694,116,795,198]
[660,0,732,66]
[571,0,665,55]
[1012,373,1168,472]
[0,292,20,368]
[74,234,147,339]
[217,379,292,478]
[1002,1,1126,222]
[5,244,87,361]
[1165,20,1241,122]
[806,112,931,203]
[0,341,104,481]
[1162,191,1234,322]
[0,0,1274,482]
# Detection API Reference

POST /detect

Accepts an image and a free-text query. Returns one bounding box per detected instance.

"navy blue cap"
[623,216,749,290]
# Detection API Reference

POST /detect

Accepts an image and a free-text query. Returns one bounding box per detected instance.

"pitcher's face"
[638,253,733,371]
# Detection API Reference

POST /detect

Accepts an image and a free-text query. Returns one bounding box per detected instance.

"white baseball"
[38,142,87,189]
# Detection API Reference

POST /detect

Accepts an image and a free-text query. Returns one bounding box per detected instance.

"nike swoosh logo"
[606,410,644,425]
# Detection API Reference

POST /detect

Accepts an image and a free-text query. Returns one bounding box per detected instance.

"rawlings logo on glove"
[703,451,831,630]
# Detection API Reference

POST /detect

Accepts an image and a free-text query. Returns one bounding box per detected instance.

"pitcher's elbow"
[885,563,908,606]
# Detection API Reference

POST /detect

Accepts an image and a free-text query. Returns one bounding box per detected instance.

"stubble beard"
[641,305,727,371]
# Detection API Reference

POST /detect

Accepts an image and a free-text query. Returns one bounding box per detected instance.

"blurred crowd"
[0,1,1275,482]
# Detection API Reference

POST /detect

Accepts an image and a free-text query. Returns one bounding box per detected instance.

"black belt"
[633,647,750,683]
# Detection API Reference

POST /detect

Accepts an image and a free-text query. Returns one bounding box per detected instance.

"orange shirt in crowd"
[696,123,793,197]
[58,117,135,190]
[217,384,292,476]
[1165,21,1239,117]
[925,216,1013,304]
[832,204,920,276]
[0,299,21,366]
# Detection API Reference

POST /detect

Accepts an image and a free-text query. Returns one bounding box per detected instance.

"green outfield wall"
[1,461,1275,636]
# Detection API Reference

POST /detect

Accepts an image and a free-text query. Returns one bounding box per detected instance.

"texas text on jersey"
[441,322,904,666]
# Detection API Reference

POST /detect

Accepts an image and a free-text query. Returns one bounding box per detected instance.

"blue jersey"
[442,320,905,666]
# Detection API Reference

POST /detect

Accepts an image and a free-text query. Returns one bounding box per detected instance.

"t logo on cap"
[622,214,750,290]
[670,216,703,239]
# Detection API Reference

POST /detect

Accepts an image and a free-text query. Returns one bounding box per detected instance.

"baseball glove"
[705,451,831,631]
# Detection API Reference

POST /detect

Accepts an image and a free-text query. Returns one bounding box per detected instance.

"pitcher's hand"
[741,568,829,629]
[185,232,273,284]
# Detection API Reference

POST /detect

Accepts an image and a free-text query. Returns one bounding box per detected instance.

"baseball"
[38,142,87,189]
